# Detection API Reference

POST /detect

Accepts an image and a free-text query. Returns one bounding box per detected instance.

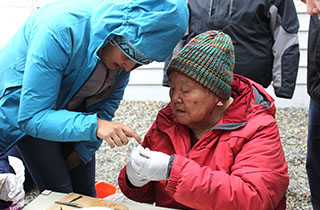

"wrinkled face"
[307,0,320,19]
[169,71,219,128]
[100,44,137,72]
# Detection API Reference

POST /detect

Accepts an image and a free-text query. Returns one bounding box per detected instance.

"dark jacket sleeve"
[270,0,300,99]
[307,15,320,104]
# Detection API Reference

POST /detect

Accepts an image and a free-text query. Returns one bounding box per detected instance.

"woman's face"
[307,0,320,19]
[100,44,137,72]
[169,71,219,128]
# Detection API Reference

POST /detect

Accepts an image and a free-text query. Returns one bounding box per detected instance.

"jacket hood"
[219,74,275,126]
[89,0,189,62]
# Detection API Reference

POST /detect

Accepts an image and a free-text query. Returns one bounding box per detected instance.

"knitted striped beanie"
[167,30,235,99]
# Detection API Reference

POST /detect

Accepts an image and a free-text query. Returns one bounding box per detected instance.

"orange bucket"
[95,181,120,199]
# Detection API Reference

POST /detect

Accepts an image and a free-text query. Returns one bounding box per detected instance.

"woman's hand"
[97,118,142,148]
[129,145,170,181]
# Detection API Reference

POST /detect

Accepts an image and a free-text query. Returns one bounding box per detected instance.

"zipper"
[208,0,233,20]
[229,0,233,19]
[209,0,214,18]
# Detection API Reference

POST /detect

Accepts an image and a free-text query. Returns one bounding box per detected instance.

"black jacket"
[164,0,300,99]
[307,15,320,104]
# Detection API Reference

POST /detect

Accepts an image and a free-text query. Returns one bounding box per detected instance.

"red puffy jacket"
[118,75,289,210]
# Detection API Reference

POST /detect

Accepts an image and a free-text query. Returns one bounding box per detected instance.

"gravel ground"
[25,100,312,209]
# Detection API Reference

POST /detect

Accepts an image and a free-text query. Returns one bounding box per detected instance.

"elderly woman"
[118,30,289,210]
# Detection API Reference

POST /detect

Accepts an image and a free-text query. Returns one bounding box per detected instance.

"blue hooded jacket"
[0,0,188,163]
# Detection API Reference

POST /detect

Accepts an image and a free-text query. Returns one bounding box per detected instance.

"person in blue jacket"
[0,0,188,196]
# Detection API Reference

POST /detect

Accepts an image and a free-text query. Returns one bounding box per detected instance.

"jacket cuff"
[274,86,294,99]
[167,155,175,178]
[166,155,183,193]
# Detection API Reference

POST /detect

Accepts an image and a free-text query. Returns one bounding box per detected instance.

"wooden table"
[24,190,180,210]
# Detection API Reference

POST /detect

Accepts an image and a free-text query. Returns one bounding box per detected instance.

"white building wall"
[0,0,311,108]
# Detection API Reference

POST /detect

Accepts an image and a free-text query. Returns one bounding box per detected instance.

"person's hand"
[126,160,150,187]
[130,145,170,181]
[307,0,320,18]
[0,173,25,205]
[97,118,141,148]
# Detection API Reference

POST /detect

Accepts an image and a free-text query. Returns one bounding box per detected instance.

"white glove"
[0,173,25,205]
[8,156,25,207]
[8,156,25,187]
[130,145,170,181]
[126,160,150,187]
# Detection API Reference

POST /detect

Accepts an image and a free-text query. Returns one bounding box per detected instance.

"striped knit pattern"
[167,30,235,99]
